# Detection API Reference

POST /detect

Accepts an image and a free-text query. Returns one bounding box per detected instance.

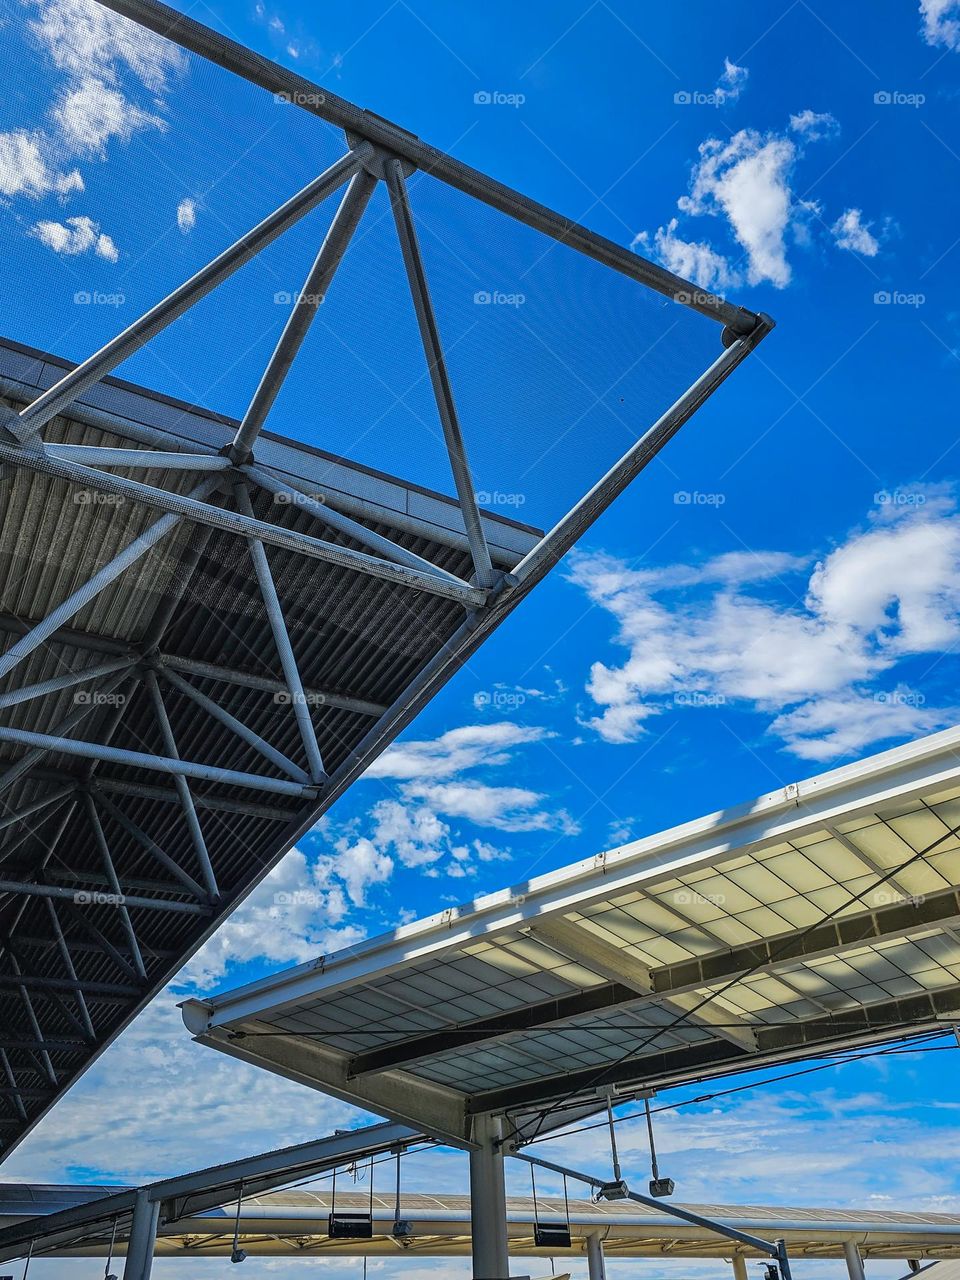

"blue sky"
[4,0,960,1275]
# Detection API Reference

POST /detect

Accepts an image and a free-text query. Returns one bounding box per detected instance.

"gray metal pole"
[92,0,760,336]
[0,725,316,797]
[234,484,327,784]
[0,443,486,606]
[159,666,308,783]
[245,464,471,585]
[732,1255,749,1280]
[0,657,135,709]
[9,147,371,442]
[469,1114,510,1280]
[123,1189,159,1280]
[231,169,378,462]
[586,1231,607,1280]
[44,446,232,470]
[512,320,773,586]
[385,158,495,590]
[845,1239,867,1280]
[0,477,217,682]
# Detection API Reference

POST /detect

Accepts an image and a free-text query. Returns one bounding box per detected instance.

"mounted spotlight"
[392,1219,413,1238]
[328,1213,374,1240]
[534,1222,572,1249]
[764,1264,781,1280]
[229,1248,248,1263]
[649,1176,676,1198]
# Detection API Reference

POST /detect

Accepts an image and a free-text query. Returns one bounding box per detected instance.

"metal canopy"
[4,1187,960,1263]
[184,725,960,1145]
[0,0,769,1158]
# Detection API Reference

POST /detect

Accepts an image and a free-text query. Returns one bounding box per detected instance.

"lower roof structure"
[3,1187,960,1263]
[184,724,960,1147]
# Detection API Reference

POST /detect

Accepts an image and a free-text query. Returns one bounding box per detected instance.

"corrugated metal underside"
[0,401,484,1152]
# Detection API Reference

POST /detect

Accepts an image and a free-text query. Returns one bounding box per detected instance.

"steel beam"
[587,1231,607,1280]
[159,665,308,784]
[234,483,326,784]
[93,791,208,901]
[123,1188,159,1280]
[92,0,761,336]
[43,446,231,471]
[44,898,96,1040]
[7,147,371,442]
[0,876,210,916]
[385,158,494,590]
[144,671,219,900]
[246,464,471,585]
[0,657,135,709]
[0,785,75,833]
[513,321,773,585]
[231,169,377,461]
[0,477,218,682]
[0,442,485,606]
[0,970,138,998]
[0,725,317,797]
[157,652,385,718]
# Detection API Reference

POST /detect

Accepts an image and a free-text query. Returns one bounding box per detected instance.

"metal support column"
[732,1255,748,1280]
[122,1188,159,1280]
[845,1239,867,1280]
[469,1113,510,1280]
[586,1230,607,1280]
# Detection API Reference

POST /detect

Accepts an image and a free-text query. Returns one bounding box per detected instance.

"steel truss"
[0,0,771,1157]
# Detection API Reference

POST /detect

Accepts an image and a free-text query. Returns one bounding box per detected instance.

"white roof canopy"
[183,725,960,1146]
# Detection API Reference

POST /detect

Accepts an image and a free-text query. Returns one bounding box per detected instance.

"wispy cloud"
[30,214,119,260]
[920,0,960,50]
[569,487,960,759]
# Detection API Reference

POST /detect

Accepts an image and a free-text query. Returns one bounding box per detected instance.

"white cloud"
[789,108,840,140]
[180,847,364,989]
[831,206,881,256]
[54,75,166,155]
[633,218,736,291]
[716,57,748,102]
[31,214,119,259]
[177,196,197,232]
[920,0,960,48]
[569,488,960,760]
[368,722,552,783]
[679,128,798,287]
[28,0,185,92]
[0,129,83,199]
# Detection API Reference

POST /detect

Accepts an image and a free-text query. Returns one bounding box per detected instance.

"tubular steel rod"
[8,147,371,442]
[245,464,470,586]
[385,158,495,589]
[231,169,378,461]
[0,726,317,797]
[510,1151,780,1257]
[91,0,759,336]
[0,445,485,606]
[0,476,218,682]
[512,321,774,585]
[44,899,96,1040]
[85,794,148,979]
[0,657,135,709]
[0,669,134,797]
[157,652,385,718]
[93,791,208,901]
[0,877,210,916]
[144,671,218,900]
[0,786,75,833]
[43,446,232,471]
[234,484,327,784]
[7,954,57,1087]
[159,666,309,784]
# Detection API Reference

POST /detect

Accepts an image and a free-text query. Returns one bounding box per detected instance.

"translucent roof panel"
[185,725,960,1146]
